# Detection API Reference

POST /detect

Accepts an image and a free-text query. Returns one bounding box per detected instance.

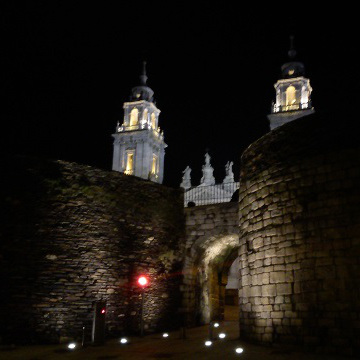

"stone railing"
[272,101,312,113]
[183,182,239,207]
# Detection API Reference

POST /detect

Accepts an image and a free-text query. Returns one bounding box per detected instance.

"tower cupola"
[130,61,154,102]
[280,36,305,79]
[268,36,314,130]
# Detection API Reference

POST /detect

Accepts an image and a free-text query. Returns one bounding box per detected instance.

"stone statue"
[180,166,192,189]
[223,161,234,184]
[205,152,211,166]
[200,152,215,186]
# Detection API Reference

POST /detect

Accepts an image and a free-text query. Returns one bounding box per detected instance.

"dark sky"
[2,4,358,187]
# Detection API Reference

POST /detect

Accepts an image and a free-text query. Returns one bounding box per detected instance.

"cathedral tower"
[268,36,314,130]
[112,62,167,183]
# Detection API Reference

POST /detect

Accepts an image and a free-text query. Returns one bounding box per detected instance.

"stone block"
[262,333,273,342]
[271,311,284,319]
[284,311,297,318]
[250,286,262,297]
[262,284,276,297]
[276,283,292,295]
[265,249,276,258]
[261,273,270,285]
[270,271,285,284]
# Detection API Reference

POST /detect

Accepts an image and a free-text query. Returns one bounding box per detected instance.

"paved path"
[0,318,355,359]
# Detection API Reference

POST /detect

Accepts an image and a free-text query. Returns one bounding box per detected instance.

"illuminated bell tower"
[112,62,167,183]
[268,36,314,130]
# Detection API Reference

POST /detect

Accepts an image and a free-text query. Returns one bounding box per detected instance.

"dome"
[280,60,305,78]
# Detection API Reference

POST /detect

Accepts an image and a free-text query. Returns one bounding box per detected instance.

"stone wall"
[0,156,184,344]
[182,202,239,325]
[238,114,360,356]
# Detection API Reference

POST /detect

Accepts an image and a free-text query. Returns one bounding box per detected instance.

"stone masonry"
[182,202,239,325]
[238,114,360,356]
[0,156,184,344]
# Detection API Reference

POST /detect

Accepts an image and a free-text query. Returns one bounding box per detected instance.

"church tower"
[112,62,167,183]
[268,36,314,130]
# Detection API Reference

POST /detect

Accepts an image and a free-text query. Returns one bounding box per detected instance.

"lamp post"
[137,275,149,337]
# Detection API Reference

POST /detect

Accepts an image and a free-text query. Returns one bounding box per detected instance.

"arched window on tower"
[125,150,135,175]
[151,154,158,177]
[130,108,139,127]
[151,113,156,129]
[285,85,297,110]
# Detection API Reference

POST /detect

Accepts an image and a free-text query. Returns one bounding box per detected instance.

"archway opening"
[207,246,239,322]
[224,256,240,321]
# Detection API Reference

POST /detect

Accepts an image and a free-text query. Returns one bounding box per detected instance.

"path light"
[235,347,244,354]
[120,338,128,344]
[67,343,76,350]
[205,340,212,346]
[162,333,169,338]
[218,333,226,339]
[213,322,219,328]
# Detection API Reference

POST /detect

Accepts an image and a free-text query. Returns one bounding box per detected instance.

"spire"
[288,35,297,59]
[139,61,148,85]
[130,61,154,101]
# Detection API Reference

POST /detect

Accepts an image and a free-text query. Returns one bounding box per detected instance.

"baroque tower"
[268,36,314,130]
[112,62,167,183]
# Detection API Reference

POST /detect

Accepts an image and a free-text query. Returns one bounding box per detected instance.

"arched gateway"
[182,202,239,325]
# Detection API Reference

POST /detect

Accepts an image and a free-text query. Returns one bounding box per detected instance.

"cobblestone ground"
[0,309,355,360]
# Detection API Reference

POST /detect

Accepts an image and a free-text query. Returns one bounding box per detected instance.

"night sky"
[2,4,358,187]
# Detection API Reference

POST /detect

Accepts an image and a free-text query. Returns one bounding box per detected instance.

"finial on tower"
[288,35,297,59]
[140,61,148,85]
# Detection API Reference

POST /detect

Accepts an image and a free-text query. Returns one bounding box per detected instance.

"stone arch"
[190,235,239,324]
[207,244,239,322]
[182,203,239,326]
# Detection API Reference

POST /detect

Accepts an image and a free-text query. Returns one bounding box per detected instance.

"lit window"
[130,108,139,126]
[285,85,297,109]
[151,154,158,175]
[151,113,156,129]
[125,152,134,175]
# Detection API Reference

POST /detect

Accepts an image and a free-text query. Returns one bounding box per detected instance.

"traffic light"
[92,301,106,345]
[137,275,149,287]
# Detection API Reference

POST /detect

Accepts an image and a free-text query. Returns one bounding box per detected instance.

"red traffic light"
[137,275,149,287]
[101,308,106,314]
